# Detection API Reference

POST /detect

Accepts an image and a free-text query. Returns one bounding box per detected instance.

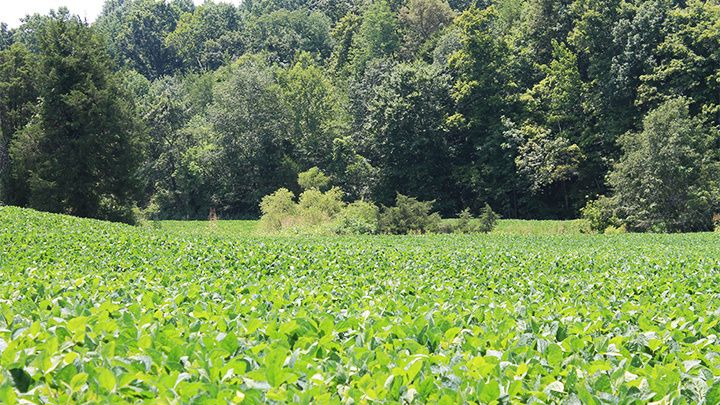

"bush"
[581,197,621,233]
[441,204,499,234]
[258,168,380,235]
[258,188,298,233]
[604,224,626,234]
[298,187,345,226]
[298,167,330,190]
[477,203,499,233]
[331,200,379,235]
[454,208,476,233]
[378,193,441,234]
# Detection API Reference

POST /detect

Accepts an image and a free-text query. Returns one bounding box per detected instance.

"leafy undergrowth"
[1,206,720,404]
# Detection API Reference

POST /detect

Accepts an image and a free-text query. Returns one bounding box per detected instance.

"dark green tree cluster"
[1,0,719,229]
[1,10,143,223]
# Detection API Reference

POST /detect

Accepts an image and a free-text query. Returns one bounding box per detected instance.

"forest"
[0,0,719,230]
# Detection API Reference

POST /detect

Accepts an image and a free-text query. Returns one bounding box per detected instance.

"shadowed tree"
[0,43,38,206]
[600,98,720,232]
[9,12,145,223]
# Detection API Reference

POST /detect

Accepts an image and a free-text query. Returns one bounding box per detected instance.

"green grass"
[1,206,719,404]
[157,218,585,237]
[153,219,258,237]
[491,219,587,234]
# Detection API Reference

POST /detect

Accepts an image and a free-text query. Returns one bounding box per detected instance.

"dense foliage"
[583,98,720,233]
[1,0,720,226]
[1,11,144,223]
[2,207,720,403]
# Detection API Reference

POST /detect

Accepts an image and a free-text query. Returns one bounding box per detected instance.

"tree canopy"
[1,0,719,230]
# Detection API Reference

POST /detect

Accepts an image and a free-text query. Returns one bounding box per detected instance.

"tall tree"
[165,2,246,72]
[0,23,12,52]
[0,44,37,145]
[114,0,183,79]
[11,12,55,52]
[363,62,458,213]
[398,0,457,60]
[637,0,720,126]
[0,43,38,206]
[449,6,520,217]
[608,0,672,136]
[277,53,346,170]
[245,8,333,65]
[351,1,400,73]
[9,12,144,223]
[519,40,592,216]
[139,76,192,213]
[601,98,720,232]
[208,56,293,215]
[330,13,362,73]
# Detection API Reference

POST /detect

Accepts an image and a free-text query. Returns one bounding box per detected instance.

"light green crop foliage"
[5,206,720,404]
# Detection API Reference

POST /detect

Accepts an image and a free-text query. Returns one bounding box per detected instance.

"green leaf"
[96,368,116,392]
[707,380,720,405]
[418,378,436,399]
[265,347,287,387]
[70,373,88,392]
[357,373,374,392]
[546,344,563,367]
[479,379,500,403]
[1,346,16,367]
[444,327,461,341]
[44,336,58,355]
[577,385,595,405]
[100,341,116,359]
[438,395,455,405]
[594,374,611,393]
[406,359,423,382]
[319,318,334,336]
[0,382,16,404]
[40,351,62,375]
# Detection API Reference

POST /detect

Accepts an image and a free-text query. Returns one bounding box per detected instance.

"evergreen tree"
[0,23,13,52]
[9,12,144,223]
[0,43,38,206]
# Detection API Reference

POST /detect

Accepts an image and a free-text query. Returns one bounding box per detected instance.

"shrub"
[258,168,380,235]
[440,205,499,234]
[604,224,627,234]
[454,208,476,233]
[331,200,379,235]
[298,187,345,226]
[581,196,622,233]
[378,193,441,234]
[437,220,456,234]
[477,203,500,233]
[258,188,298,232]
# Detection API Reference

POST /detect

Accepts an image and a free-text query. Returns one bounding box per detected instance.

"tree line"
[0,0,719,230]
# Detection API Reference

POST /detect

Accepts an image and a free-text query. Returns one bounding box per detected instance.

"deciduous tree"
[602,98,720,232]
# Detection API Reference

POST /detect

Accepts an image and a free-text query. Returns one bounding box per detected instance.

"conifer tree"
[10,11,144,223]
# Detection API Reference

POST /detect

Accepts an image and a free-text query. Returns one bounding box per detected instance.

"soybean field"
[1,206,720,404]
